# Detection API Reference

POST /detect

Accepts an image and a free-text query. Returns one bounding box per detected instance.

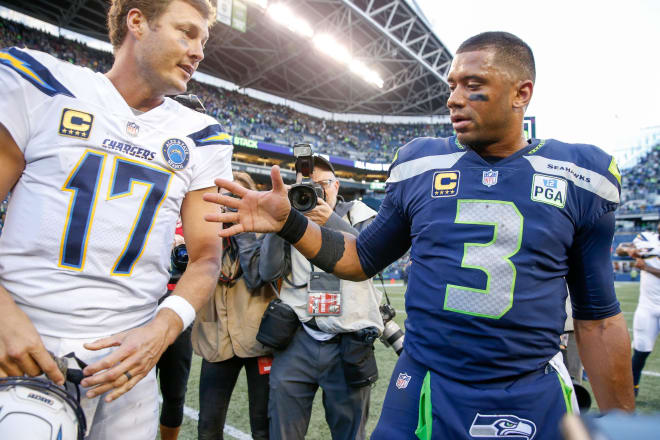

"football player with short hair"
[617,224,660,398]
[204,31,634,439]
[0,1,231,438]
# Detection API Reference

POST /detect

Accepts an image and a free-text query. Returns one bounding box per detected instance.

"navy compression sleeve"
[356,192,411,278]
[566,211,621,320]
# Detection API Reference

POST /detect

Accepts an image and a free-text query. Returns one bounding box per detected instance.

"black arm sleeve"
[356,193,411,278]
[324,211,359,236]
[566,211,621,320]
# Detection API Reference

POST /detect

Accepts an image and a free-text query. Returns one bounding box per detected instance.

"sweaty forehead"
[448,49,507,81]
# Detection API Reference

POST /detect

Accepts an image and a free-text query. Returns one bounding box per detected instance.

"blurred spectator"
[156,219,192,440]
[192,172,276,440]
[619,145,660,211]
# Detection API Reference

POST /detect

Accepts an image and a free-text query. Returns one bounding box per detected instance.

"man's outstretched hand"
[203,165,291,237]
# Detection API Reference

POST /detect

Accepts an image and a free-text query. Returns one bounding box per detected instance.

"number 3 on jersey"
[59,150,172,275]
[444,200,523,319]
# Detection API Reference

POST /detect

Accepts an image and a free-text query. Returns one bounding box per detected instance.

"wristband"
[157,295,195,331]
[277,208,309,244]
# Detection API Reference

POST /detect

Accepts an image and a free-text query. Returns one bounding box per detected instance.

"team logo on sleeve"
[531,174,567,208]
[161,138,190,170]
[395,372,411,389]
[469,413,536,439]
[482,169,498,187]
[432,171,460,197]
[58,108,94,139]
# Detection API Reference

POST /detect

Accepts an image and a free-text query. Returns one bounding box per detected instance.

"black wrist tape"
[277,208,309,244]
[309,227,345,273]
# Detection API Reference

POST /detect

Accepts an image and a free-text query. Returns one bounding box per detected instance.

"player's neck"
[470,131,529,159]
[105,54,165,113]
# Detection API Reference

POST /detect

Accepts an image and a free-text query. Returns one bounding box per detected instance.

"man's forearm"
[574,313,635,412]
[157,257,221,344]
[641,263,660,278]
[324,211,358,236]
[285,212,368,281]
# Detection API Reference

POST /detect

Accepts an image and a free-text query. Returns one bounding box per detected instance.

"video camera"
[288,144,325,212]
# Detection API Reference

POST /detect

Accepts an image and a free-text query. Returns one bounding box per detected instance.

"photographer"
[259,156,383,440]
[193,171,276,440]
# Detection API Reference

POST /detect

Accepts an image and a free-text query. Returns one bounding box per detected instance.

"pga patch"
[161,138,190,170]
[531,174,567,208]
[431,170,460,197]
[395,372,411,389]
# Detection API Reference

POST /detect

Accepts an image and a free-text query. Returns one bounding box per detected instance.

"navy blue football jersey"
[357,137,621,382]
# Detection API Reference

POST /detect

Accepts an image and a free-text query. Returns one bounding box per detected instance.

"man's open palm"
[204,165,291,237]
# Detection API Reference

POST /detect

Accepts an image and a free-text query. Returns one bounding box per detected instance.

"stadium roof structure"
[0,0,454,116]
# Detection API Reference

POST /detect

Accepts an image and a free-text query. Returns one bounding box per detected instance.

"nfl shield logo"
[482,169,498,187]
[126,121,139,137]
[395,372,411,389]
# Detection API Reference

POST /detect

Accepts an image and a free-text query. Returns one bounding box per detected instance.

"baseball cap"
[313,155,335,175]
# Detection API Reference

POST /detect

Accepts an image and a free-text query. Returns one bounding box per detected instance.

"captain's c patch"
[59,108,93,139]
[432,170,460,197]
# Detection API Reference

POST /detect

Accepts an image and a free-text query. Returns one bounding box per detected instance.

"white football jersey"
[633,231,660,308]
[0,48,233,338]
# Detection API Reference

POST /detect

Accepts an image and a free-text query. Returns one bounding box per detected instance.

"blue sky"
[418,0,660,158]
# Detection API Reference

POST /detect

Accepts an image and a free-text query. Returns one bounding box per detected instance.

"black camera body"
[171,244,189,273]
[288,144,326,212]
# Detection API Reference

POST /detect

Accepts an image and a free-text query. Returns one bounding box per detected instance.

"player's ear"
[512,79,533,111]
[125,8,148,40]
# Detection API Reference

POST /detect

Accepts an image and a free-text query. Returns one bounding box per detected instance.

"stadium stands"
[620,144,660,214]
[3,15,660,282]
[0,17,453,164]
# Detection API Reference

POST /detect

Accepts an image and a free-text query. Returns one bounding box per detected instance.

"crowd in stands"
[619,144,660,213]
[0,17,452,163]
[4,16,660,282]
[0,18,113,73]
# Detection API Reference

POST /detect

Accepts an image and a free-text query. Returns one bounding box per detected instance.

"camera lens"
[381,321,404,355]
[289,185,318,212]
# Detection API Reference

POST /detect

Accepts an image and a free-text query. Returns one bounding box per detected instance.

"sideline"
[157,395,252,440]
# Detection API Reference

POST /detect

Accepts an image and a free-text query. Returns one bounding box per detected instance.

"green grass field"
[159,282,660,439]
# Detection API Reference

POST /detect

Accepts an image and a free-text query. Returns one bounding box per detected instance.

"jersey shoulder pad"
[387,137,465,184]
[186,119,232,147]
[164,98,231,147]
[0,47,80,98]
[391,136,457,165]
[531,139,619,183]
[524,139,620,204]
